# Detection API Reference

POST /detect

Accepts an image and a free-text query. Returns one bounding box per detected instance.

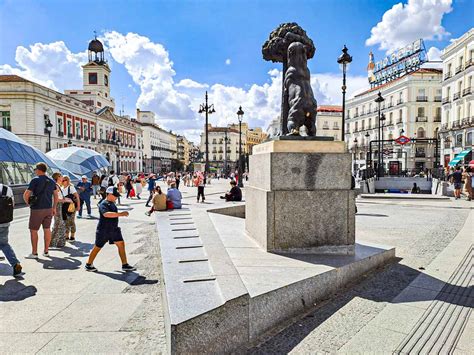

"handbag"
[166,200,174,210]
[130,188,136,198]
[67,202,76,213]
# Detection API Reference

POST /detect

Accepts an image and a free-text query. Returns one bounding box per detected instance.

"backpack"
[0,185,14,224]
[108,176,114,187]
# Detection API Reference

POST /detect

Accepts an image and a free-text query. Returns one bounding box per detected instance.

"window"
[97,101,102,107]
[88,72,98,84]
[436,107,441,118]
[57,117,63,133]
[417,127,425,138]
[466,132,473,146]
[1,111,11,130]
[83,124,88,137]
[417,107,425,117]
[75,122,81,137]
[104,74,108,87]
[455,134,463,147]
[67,121,72,135]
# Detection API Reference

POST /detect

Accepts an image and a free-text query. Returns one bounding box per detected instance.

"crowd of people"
[0,162,246,278]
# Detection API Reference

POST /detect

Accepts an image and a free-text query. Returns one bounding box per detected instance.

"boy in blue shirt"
[85,187,135,272]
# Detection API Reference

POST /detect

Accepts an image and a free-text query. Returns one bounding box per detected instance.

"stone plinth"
[245,140,355,254]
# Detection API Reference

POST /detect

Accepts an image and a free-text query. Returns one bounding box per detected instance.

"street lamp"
[374,92,385,179]
[353,137,358,173]
[45,118,53,152]
[67,139,73,147]
[143,154,147,173]
[116,136,121,174]
[237,106,244,188]
[365,131,370,171]
[224,127,229,178]
[198,91,215,175]
[337,45,352,144]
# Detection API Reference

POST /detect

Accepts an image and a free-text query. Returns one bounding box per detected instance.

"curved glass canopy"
[46,147,111,178]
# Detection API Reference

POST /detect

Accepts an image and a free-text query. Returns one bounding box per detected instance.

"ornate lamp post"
[45,118,53,152]
[353,137,358,173]
[365,131,370,172]
[116,136,121,174]
[198,91,215,174]
[337,45,352,144]
[374,92,385,179]
[224,127,229,178]
[237,106,244,188]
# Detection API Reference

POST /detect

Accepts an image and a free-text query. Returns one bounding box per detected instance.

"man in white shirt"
[107,170,120,187]
[0,183,23,277]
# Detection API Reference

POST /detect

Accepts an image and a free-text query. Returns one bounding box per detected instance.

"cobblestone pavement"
[248,199,472,354]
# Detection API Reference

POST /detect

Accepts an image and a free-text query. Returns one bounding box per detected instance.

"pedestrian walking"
[98,174,108,202]
[463,166,473,201]
[85,187,136,272]
[449,166,463,200]
[195,173,205,203]
[50,173,72,248]
[61,175,80,241]
[135,176,143,199]
[125,175,134,199]
[108,170,120,187]
[0,182,23,276]
[23,162,59,259]
[77,175,93,218]
[91,171,101,199]
[176,174,181,190]
[145,174,158,207]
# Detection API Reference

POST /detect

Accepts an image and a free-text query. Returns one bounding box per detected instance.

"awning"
[448,148,472,166]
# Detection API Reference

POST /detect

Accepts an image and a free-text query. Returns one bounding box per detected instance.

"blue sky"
[0,0,472,141]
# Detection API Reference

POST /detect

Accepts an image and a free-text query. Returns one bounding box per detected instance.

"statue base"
[245,140,355,255]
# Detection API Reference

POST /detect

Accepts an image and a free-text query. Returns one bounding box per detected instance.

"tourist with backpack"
[0,182,23,276]
[61,175,80,241]
[23,162,59,259]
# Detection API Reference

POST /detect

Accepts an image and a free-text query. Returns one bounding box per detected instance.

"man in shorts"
[449,166,463,200]
[23,162,58,259]
[85,186,136,272]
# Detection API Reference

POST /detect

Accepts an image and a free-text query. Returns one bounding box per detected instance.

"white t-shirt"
[0,183,14,227]
[109,175,120,187]
[61,185,77,197]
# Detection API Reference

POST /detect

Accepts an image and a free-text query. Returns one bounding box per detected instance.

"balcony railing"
[433,116,442,122]
[452,120,460,128]
[434,96,442,102]
[455,65,463,74]
[75,135,81,139]
[397,99,403,105]
[444,73,452,81]
[415,152,426,158]
[466,58,473,68]
[463,87,472,96]
[58,131,64,137]
[416,116,428,122]
[67,133,73,138]
[84,136,89,141]
[1,125,12,131]
[461,118,471,127]
[91,137,96,142]
[453,92,461,101]
[442,97,450,105]
[322,125,330,130]
[397,118,403,124]
[416,96,428,102]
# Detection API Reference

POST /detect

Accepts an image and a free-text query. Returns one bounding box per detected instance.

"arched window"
[417,127,425,138]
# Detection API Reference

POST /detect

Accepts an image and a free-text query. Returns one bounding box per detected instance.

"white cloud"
[366,0,452,53]
[175,79,209,89]
[427,46,442,61]
[0,41,86,90]
[225,58,231,65]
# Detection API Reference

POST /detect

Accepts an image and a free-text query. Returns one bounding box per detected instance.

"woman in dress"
[135,176,143,199]
[62,175,80,241]
[50,173,72,248]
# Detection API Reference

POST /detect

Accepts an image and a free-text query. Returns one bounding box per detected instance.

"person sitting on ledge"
[220,180,242,202]
[145,186,167,216]
[166,182,182,209]
[411,183,421,194]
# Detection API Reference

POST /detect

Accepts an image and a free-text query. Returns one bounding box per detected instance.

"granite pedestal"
[245,139,355,254]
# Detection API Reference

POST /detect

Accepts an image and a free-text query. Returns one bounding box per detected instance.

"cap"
[106,186,121,197]
[81,175,88,179]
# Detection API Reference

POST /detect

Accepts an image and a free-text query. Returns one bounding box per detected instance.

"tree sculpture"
[262,23,316,136]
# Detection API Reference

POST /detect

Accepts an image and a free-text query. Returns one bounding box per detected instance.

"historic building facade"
[316,105,342,141]
[346,68,442,174]
[439,28,474,167]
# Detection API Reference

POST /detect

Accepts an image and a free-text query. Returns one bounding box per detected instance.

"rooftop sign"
[369,39,427,87]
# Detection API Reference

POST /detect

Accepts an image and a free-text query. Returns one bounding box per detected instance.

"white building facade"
[316,105,342,141]
[440,28,474,167]
[346,68,442,174]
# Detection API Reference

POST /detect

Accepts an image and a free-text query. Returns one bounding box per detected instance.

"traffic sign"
[395,135,410,145]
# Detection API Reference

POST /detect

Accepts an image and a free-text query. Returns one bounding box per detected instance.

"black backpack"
[108,176,114,187]
[0,185,14,224]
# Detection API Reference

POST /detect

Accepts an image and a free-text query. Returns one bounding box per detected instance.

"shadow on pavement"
[96,270,158,286]
[37,255,82,270]
[0,278,37,302]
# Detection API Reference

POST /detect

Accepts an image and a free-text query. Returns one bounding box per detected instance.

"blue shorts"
[454,183,462,189]
[95,227,124,248]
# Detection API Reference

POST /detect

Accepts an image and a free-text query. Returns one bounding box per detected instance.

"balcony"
[1,125,12,131]
[322,125,330,130]
[444,73,452,81]
[466,58,473,68]
[434,96,442,102]
[433,116,442,122]
[67,133,73,138]
[84,136,89,141]
[416,116,428,122]
[397,99,403,105]
[452,120,460,129]
[75,135,81,140]
[353,113,359,118]
[441,123,449,130]
[91,137,96,142]
[461,118,471,127]
[415,152,426,158]
[442,97,450,105]
[387,102,394,108]
[455,65,463,74]
[416,96,428,102]
[462,87,471,96]
[453,92,461,101]
[57,131,64,137]
[397,118,403,124]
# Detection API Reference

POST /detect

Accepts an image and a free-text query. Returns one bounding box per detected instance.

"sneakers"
[13,263,23,277]
[145,211,151,216]
[87,214,93,219]
[77,215,82,219]
[122,264,136,272]
[43,252,50,257]
[25,253,39,260]
[85,263,98,272]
